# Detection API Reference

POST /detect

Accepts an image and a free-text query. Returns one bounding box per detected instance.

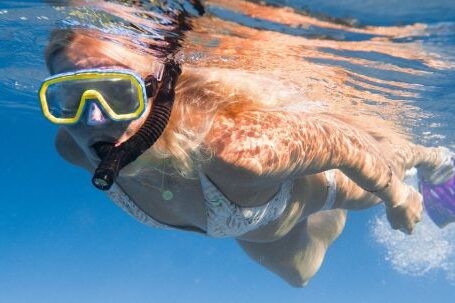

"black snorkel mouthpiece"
[92,63,182,191]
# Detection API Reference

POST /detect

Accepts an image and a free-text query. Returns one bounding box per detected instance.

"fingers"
[386,190,423,235]
[432,167,455,184]
[393,217,416,234]
[390,215,414,234]
[402,219,416,235]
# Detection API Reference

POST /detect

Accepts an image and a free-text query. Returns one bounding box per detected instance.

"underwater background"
[1,0,455,302]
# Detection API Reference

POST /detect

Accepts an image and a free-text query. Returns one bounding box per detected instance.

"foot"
[418,146,455,185]
[410,147,455,228]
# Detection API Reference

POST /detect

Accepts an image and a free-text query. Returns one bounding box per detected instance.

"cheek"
[66,122,130,146]
[64,125,88,142]
[60,126,93,158]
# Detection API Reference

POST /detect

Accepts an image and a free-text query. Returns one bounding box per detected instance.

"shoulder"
[202,111,303,184]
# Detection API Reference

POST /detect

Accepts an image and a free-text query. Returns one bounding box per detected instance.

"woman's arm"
[206,111,422,233]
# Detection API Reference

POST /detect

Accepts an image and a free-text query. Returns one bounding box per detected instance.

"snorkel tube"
[91,63,181,190]
[89,0,205,191]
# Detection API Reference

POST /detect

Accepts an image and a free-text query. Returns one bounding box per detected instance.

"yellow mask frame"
[39,69,148,125]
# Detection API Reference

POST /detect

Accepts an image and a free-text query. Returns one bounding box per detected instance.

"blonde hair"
[138,69,276,177]
[45,30,270,176]
[45,29,409,179]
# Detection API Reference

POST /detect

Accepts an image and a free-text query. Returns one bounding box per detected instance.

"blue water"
[1,1,455,302]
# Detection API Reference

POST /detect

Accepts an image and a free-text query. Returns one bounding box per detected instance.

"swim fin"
[420,171,455,228]
[404,147,455,228]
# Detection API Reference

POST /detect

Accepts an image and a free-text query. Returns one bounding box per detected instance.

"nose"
[86,102,108,126]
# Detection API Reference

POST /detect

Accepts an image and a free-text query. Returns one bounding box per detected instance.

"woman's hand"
[385,186,423,234]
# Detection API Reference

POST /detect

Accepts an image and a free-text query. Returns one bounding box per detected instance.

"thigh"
[237,209,347,287]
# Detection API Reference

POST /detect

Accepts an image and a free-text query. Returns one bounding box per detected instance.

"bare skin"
[46,1,452,287]
[53,63,447,286]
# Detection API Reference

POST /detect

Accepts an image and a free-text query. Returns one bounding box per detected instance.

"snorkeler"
[39,0,455,287]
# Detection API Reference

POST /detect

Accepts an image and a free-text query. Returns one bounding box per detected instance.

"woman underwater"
[40,0,455,286]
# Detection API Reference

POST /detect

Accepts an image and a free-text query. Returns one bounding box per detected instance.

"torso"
[56,124,332,243]
[112,159,332,242]
[116,168,208,230]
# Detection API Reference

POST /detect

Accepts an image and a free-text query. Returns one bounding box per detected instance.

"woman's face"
[49,50,153,165]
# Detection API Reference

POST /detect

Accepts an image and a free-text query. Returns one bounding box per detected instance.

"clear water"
[1,0,455,302]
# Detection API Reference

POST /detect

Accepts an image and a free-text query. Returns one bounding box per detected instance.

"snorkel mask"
[39,66,162,124]
[39,62,182,190]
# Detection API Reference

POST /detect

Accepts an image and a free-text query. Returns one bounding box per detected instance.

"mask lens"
[45,81,82,118]
[94,77,141,115]
[43,73,144,120]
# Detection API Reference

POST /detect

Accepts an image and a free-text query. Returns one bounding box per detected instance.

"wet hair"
[43,9,217,178]
[45,29,76,74]
[45,1,410,180]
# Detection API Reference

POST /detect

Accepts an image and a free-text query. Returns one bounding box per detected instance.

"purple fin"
[421,174,455,228]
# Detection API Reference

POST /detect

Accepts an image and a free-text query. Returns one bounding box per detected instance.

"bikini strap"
[322,170,337,211]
